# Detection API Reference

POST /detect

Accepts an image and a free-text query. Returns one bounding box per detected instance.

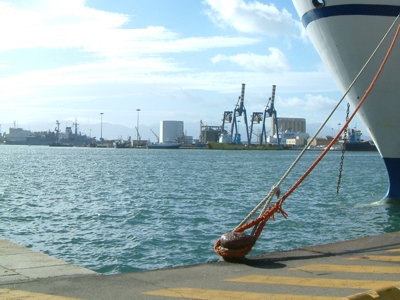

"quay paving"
[0,232,400,299]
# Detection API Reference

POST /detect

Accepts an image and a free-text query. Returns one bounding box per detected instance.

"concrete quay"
[0,232,400,299]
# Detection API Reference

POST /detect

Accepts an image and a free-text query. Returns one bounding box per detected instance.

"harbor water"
[1,146,399,274]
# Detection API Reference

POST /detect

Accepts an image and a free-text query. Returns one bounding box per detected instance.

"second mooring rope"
[215,17,400,259]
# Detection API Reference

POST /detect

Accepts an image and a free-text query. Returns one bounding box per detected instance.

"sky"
[0,0,368,141]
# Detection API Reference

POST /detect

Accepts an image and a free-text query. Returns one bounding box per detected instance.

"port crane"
[249,111,263,145]
[220,83,250,144]
[221,110,233,139]
[150,129,159,143]
[135,126,141,141]
[249,85,280,146]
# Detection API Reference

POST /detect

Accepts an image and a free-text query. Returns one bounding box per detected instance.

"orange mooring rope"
[214,23,400,259]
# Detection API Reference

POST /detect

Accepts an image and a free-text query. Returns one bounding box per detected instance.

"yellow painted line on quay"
[143,251,400,299]
[347,255,400,262]
[291,264,400,274]
[0,288,80,300]
[225,275,399,290]
[142,287,339,299]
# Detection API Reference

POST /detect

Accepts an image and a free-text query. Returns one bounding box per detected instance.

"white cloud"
[281,94,338,112]
[0,0,129,51]
[204,0,302,38]
[0,57,185,97]
[211,47,289,72]
[0,0,260,60]
[0,1,347,136]
[87,34,260,58]
[160,36,259,53]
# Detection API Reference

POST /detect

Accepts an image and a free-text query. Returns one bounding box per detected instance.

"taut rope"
[215,17,400,259]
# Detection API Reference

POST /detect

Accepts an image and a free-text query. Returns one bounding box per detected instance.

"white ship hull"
[292,0,400,199]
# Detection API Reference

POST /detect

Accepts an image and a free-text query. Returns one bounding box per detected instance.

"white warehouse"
[160,121,184,143]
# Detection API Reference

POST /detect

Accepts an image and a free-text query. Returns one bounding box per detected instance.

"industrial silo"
[160,121,184,143]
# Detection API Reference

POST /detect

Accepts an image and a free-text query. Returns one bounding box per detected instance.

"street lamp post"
[100,112,104,143]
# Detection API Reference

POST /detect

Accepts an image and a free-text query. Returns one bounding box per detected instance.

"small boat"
[247,144,285,150]
[342,128,377,151]
[344,141,377,152]
[207,133,247,150]
[206,141,246,150]
[146,142,181,149]
[114,140,131,148]
[338,128,378,151]
[292,0,400,199]
[49,141,73,147]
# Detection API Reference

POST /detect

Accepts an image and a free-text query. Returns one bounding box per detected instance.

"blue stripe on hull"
[383,157,400,199]
[302,5,400,28]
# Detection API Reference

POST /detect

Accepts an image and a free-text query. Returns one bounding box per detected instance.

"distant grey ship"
[3,121,92,146]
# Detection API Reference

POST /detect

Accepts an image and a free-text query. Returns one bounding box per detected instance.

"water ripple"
[0,146,398,274]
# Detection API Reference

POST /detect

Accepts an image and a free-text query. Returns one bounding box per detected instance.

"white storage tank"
[160,121,184,143]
